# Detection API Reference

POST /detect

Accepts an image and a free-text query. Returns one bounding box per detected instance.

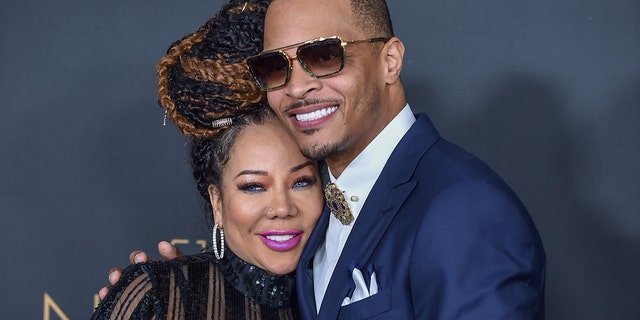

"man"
[105,0,545,318]
[255,0,545,318]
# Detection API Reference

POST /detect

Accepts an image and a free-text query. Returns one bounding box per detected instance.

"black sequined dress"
[91,250,300,319]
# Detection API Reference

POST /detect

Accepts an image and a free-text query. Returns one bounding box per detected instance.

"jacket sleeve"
[410,179,546,319]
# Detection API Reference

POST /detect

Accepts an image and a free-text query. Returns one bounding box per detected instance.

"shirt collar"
[328,104,415,218]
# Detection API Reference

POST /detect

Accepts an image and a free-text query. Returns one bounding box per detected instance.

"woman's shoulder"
[171,251,217,265]
[91,261,158,319]
[143,251,217,272]
[127,251,218,286]
[92,252,218,319]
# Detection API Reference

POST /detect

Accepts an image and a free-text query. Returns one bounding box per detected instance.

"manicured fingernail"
[134,253,143,263]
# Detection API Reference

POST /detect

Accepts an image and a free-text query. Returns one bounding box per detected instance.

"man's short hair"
[350,0,394,38]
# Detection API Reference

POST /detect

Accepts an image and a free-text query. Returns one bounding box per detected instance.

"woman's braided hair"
[156,0,272,218]
[157,0,270,138]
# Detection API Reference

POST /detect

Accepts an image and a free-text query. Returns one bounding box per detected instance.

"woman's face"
[209,119,324,275]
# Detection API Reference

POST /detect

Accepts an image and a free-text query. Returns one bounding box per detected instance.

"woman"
[92,1,323,318]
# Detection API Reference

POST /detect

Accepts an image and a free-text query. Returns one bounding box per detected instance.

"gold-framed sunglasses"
[246,36,389,91]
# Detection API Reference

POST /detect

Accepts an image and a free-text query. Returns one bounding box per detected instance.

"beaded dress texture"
[91,250,300,319]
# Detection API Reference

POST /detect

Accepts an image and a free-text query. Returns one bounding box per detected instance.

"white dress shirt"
[313,104,416,311]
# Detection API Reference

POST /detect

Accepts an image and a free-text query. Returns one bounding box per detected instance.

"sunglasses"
[246,36,389,91]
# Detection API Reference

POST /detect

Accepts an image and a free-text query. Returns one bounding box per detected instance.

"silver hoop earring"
[212,223,225,259]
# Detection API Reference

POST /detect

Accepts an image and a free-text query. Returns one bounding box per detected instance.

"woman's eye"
[293,176,318,190]
[239,183,265,193]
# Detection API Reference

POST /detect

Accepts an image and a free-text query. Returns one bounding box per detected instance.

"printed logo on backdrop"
[43,239,207,319]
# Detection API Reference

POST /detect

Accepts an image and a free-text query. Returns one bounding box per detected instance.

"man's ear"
[382,37,405,85]
[208,185,223,226]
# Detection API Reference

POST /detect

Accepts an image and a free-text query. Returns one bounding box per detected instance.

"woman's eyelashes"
[238,182,265,193]
[293,176,318,190]
[236,176,317,193]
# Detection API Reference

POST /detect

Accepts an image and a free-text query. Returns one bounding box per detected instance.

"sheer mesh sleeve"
[91,263,161,320]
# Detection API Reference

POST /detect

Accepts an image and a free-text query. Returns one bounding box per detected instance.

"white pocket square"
[342,263,378,306]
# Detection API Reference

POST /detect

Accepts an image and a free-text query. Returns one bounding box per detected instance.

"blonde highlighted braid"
[155,1,276,224]
[157,0,269,138]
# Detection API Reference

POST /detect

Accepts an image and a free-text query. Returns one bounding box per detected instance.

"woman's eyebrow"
[235,169,267,179]
[290,161,315,173]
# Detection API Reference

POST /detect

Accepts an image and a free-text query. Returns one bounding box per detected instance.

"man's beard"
[298,130,347,162]
[300,144,334,161]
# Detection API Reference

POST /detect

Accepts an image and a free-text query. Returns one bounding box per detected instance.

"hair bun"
[157,0,270,138]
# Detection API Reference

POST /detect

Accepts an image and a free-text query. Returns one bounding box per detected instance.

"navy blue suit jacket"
[296,113,546,319]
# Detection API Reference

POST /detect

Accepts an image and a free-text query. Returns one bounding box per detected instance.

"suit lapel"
[297,160,333,319]
[317,114,440,318]
[297,206,331,319]
[318,178,416,318]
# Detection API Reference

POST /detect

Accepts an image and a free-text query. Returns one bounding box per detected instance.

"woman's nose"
[265,191,298,219]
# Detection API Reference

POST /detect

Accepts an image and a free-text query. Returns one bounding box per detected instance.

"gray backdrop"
[1,0,638,319]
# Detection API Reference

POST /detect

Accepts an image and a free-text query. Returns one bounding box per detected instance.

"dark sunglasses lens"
[298,39,344,77]
[247,52,290,89]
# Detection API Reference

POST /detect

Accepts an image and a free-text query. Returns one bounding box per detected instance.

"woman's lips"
[259,231,303,251]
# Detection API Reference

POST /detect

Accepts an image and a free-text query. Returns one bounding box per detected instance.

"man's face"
[263,0,389,170]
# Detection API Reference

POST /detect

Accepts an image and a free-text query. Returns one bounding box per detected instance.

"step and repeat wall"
[1,0,638,319]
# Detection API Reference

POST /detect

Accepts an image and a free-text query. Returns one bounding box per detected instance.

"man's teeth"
[295,106,338,122]
[266,234,295,242]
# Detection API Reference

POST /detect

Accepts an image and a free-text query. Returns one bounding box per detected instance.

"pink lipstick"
[259,230,302,251]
